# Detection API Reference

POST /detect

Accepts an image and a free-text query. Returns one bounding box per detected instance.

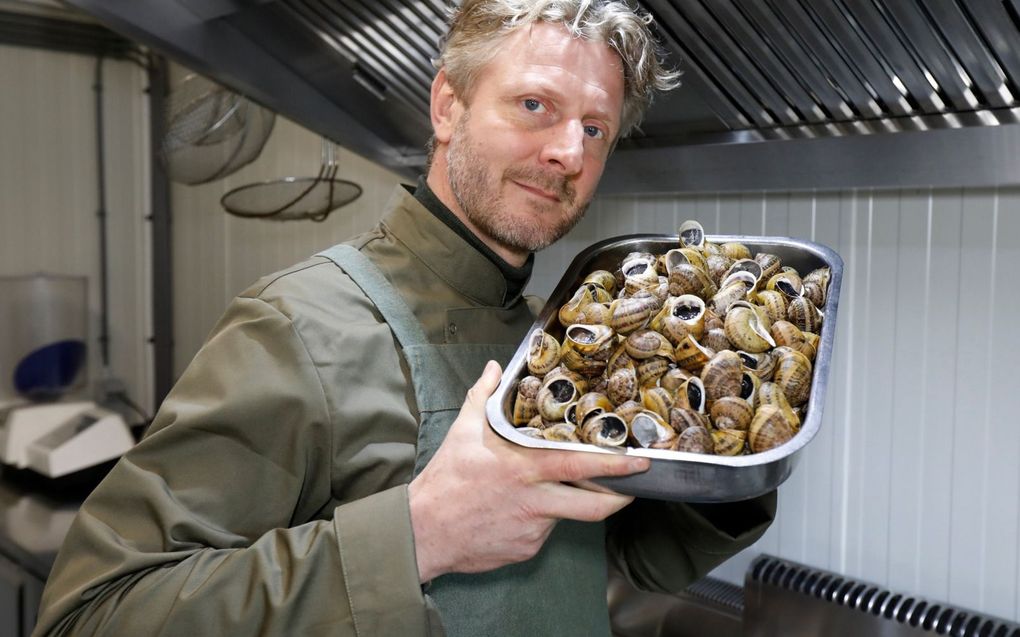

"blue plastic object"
[13,339,87,400]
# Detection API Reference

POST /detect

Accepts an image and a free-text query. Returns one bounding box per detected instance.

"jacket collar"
[381,186,520,307]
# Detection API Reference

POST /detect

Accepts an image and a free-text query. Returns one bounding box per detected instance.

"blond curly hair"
[435,0,680,139]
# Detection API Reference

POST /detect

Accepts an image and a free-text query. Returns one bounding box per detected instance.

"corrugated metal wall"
[0,44,152,414]
[534,188,1020,622]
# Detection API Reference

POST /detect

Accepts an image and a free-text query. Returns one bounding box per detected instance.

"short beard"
[446,112,589,253]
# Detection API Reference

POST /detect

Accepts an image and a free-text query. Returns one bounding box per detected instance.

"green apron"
[318,245,610,636]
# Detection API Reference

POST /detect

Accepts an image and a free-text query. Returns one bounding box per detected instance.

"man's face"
[436,22,625,256]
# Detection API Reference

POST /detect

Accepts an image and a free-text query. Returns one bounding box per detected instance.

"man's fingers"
[535,449,650,483]
[533,481,635,522]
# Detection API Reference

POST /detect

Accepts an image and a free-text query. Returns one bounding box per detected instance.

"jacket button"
[448,322,458,336]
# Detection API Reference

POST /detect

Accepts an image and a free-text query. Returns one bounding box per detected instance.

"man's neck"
[425,171,529,268]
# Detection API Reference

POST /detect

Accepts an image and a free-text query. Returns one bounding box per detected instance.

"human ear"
[430,68,461,144]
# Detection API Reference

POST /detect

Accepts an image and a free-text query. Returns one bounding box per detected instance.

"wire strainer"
[220,139,362,222]
[161,74,276,185]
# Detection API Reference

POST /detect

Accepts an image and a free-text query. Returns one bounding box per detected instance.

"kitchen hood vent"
[641,0,1020,141]
[64,0,1020,192]
[745,555,1020,637]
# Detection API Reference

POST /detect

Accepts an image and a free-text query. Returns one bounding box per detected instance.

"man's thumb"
[465,360,502,407]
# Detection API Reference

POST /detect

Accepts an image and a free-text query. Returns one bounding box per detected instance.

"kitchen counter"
[0,465,104,581]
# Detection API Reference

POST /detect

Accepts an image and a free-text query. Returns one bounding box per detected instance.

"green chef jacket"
[34,185,776,636]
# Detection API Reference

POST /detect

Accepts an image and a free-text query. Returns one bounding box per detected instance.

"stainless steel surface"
[65,0,1020,191]
[744,554,1020,637]
[484,234,843,503]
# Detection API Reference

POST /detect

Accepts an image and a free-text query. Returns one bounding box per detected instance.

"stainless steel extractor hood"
[63,0,1020,193]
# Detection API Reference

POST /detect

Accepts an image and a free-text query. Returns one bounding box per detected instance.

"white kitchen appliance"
[0,274,135,478]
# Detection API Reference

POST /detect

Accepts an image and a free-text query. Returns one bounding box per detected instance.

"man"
[35,1,776,635]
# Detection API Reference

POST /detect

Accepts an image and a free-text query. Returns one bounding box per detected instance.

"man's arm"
[606,491,777,594]
[35,295,431,636]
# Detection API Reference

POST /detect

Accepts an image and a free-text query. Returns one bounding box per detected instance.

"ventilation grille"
[684,575,745,613]
[746,555,1020,637]
[645,0,1020,136]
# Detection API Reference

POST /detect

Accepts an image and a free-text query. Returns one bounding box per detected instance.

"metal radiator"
[744,555,1020,637]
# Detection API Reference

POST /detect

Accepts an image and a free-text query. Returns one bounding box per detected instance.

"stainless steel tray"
[485,233,843,503]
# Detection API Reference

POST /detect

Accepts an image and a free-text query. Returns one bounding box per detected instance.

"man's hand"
[408,360,650,583]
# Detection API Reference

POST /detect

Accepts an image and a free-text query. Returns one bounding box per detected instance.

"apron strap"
[316,244,430,349]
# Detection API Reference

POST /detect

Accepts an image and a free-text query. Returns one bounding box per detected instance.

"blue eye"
[584,125,605,139]
[523,98,543,112]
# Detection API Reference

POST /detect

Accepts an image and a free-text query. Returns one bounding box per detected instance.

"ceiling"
[60,0,1020,192]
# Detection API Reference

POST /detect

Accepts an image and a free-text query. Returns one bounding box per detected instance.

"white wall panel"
[530,184,1020,622]
[0,45,152,415]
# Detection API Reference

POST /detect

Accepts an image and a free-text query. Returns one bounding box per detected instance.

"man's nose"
[539,120,585,176]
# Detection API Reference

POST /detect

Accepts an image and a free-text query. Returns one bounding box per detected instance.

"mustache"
[502,166,576,203]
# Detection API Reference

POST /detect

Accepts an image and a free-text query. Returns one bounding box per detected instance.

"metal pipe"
[94,55,110,370]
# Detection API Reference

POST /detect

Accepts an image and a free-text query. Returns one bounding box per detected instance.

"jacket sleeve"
[606,491,777,594]
[34,295,432,636]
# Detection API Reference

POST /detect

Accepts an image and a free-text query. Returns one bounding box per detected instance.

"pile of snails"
[511,220,830,456]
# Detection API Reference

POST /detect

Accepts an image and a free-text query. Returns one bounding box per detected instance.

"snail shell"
[659,366,692,394]
[758,382,801,430]
[700,350,744,405]
[725,258,763,288]
[516,426,545,439]
[615,400,644,424]
[641,386,675,419]
[675,376,707,413]
[724,302,776,353]
[625,328,675,360]
[631,410,676,449]
[527,329,561,376]
[564,324,615,358]
[636,355,671,388]
[674,334,713,372]
[606,366,638,405]
[787,296,823,333]
[668,262,716,298]
[560,347,608,377]
[543,422,580,443]
[706,253,736,286]
[710,396,754,431]
[804,266,830,300]
[558,285,598,327]
[736,349,777,379]
[582,412,629,447]
[749,404,797,453]
[575,392,614,426]
[676,425,714,454]
[766,270,803,299]
[754,252,782,282]
[669,406,707,433]
[802,281,825,308]
[574,302,611,326]
[754,289,788,325]
[720,242,751,261]
[700,327,732,353]
[608,295,658,335]
[710,280,751,317]
[583,270,617,296]
[774,348,813,407]
[513,375,542,425]
[739,370,762,409]
[712,427,747,456]
[537,375,580,421]
[678,219,706,249]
